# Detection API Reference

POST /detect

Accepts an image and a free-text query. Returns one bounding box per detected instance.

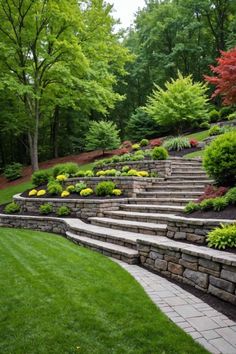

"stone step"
[145,185,205,192]
[120,204,184,214]
[89,217,167,236]
[104,210,179,223]
[128,197,197,206]
[151,180,210,186]
[137,191,202,198]
[172,168,206,174]
[66,231,139,264]
[168,175,210,180]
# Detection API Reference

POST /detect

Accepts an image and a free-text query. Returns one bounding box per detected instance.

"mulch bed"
[168,147,201,157]
[182,205,236,220]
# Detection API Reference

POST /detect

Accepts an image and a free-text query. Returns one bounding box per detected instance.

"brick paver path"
[114,260,236,354]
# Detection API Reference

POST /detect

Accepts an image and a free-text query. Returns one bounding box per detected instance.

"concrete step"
[66,232,139,264]
[137,191,202,198]
[145,185,205,192]
[128,197,197,206]
[120,204,184,214]
[89,217,167,236]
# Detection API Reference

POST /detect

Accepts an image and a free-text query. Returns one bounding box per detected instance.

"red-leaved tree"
[205,47,236,105]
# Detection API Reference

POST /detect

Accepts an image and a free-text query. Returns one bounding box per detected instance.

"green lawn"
[184,150,205,159]
[185,129,209,141]
[0,228,208,354]
[0,181,33,205]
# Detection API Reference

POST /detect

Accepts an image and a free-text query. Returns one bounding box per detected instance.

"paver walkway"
[114,259,236,354]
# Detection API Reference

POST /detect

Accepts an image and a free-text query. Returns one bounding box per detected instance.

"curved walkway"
[114,259,236,354]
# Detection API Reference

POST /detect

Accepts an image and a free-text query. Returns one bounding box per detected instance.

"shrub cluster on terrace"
[207,224,236,250]
[184,186,236,214]
[95,166,153,178]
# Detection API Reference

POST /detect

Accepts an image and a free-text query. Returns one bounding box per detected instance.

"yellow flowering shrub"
[61,191,70,198]
[112,189,122,196]
[28,189,37,196]
[80,188,93,197]
[56,174,67,182]
[37,190,46,197]
[66,185,75,193]
[137,171,149,177]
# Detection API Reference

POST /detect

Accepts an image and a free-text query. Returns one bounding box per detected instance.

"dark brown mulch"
[168,147,201,157]
[182,205,236,220]
[141,265,236,321]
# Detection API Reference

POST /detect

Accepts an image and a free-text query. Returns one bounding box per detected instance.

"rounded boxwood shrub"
[152,147,168,160]
[95,181,116,196]
[209,125,221,136]
[199,121,210,129]
[4,202,20,214]
[52,163,79,178]
[140,139,149,147]
[32,169,51,186]
[203,131,236,186]
[209,109,220,123]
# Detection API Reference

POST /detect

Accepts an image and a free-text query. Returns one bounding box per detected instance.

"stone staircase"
[66,158,213,264]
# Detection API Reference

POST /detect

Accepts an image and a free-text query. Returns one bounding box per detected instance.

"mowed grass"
[184,150,205,159]
[0,181,33,205]
[0,228,208,354]
[185,129,209,141]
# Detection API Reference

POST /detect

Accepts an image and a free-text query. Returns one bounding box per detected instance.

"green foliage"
[203,131,236,186]
[47,181,63,196]
[56,206,71,217]
[32,170,51,187]
[132,143,140,150]
[163,137,191,151]
[212,197,228,212]
[219,106,232,119]
[209,125,221,136]
[145,73,209,133]
[199,199,215,211]
[66,185,76,193]
[207,224,236,249]
[228,112,236,121]
[209,110,220,123]
[39,203,53,215]
[152,147,169,160]
[225,187,236,205]
[85,121,121,153]
[4,202,20,214]
[95,182,116,197]
[184,202,200,214]
[75,183,87,193]
[199,122,210,129]
[140,139,149,147]
[4,163,22,181]
[122,166,130,173]
[52,163,79,178]
[80,188,93,197]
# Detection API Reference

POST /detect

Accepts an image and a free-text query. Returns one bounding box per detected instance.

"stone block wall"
[138,240,236,305]
[14,194,129,219]
[66,177,155,197]
[93,160,172,178]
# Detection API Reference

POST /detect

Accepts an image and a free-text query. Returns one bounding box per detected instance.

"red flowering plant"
[150,138,162,147]
[197,185,228,203]
[189,138,199,147]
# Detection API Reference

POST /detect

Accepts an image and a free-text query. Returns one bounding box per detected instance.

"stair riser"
[129,199,196,206]
[69,228,137,250]
[137,192,201,198]
[69,237,139,264]
[103,212,166,224]
[168,176,210,180]
[120,206,182,214]
[90,220,167,236]
[172,169,205,173]
[151,181,209,186]
[145,187,205,192]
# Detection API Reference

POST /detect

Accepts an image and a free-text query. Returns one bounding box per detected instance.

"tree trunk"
[28,131,39,171]
[51,106,59,158]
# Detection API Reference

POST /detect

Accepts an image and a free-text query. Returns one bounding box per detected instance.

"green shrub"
[75,182,87,193]
[212,197,228,212]
[4,163,23,181]
[52,163,79,178]
[39,203,53,215]
[132,143,140,150]
[199,198,214,210]
[163,137,191,151]
[84,170,94,177]
[56,206,71,217]
[111,155,122,163]
[207,224,236,249]
[209,109,220,123]
[80,188,93,197]
[75,170,86,177]
[127,169,138,176]
[4,202,20,214]
[184,202,200,214]
[95,181,116,196]
[152,147,169,160]
[122,165,130,173]
[104,169,117,176]
[203,131,236,186]
[199,121,210,129]
[66,185,76,193]
[140,139,149,147]
[228,112,236,121]
[32,169,51,186]
[225,187,236,205]
[47,180,63,195]
[219,106,232,119]
[209,125,221,136]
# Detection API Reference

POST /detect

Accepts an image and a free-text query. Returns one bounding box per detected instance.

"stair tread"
[66,232,139,256]
[89,217,167,230]
[129,198,197,202]
[138,191,201,195]
[121,204,185,210]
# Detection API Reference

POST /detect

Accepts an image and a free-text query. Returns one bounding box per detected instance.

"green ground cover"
[0,228,208,354]
[185,129,209,141]
[184,150,205,159]
[0,181,33,205]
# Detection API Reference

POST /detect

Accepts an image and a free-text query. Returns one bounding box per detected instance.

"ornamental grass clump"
[207,224,236,249]
[184,202,200,214]
[163,137,191,151]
